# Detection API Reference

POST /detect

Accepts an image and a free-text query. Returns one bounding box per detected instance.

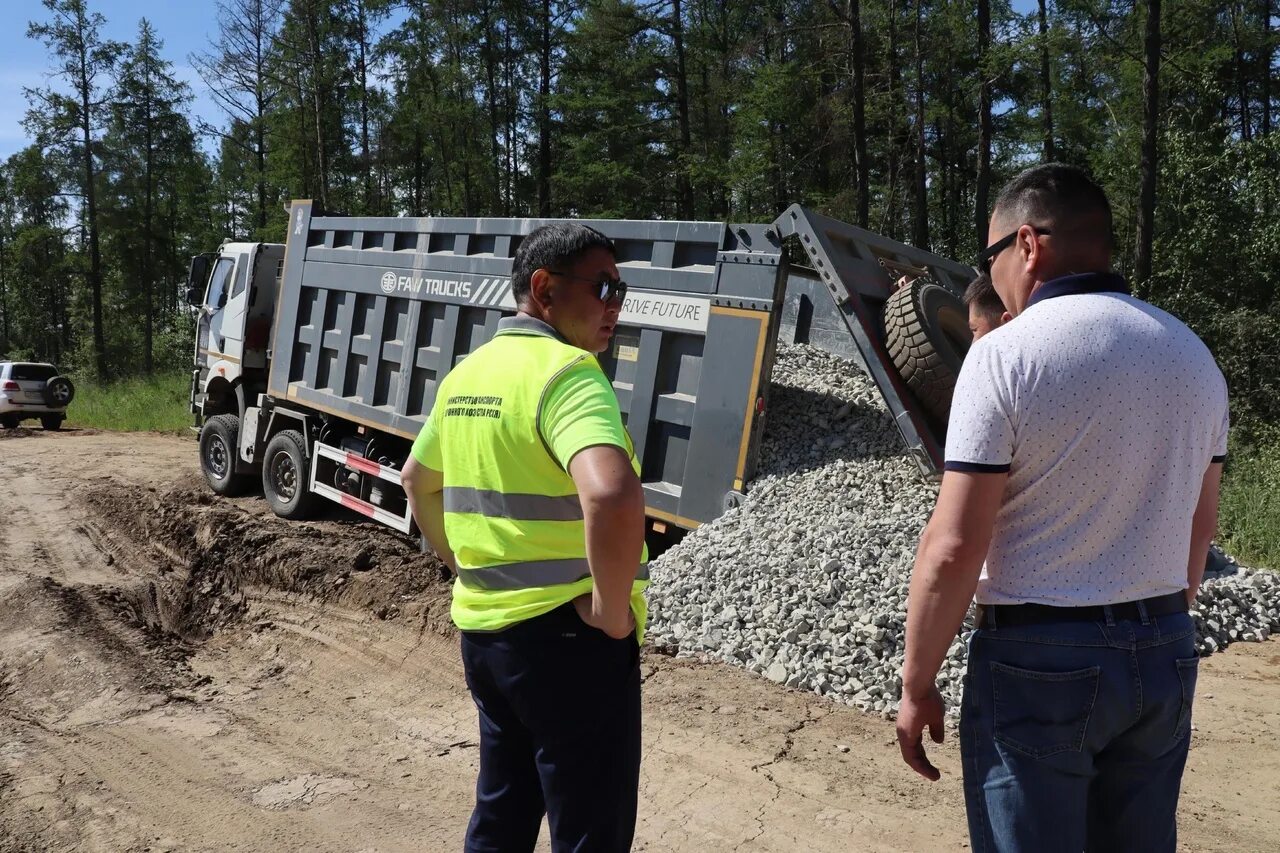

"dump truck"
[187,203,975,546]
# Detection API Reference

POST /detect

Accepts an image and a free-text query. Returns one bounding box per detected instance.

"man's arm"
[898,470,1008,781]
[568,444,645,640]
[1185,462,1224,605]
[401,454,456,573]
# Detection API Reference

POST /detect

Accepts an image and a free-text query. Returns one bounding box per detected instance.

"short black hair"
[511,222,615,304]
[992,163,1113,248]
[963,273,1005,318]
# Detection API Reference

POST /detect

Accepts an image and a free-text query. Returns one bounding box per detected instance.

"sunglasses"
[548,270,628,305]
[976,226,1052,275]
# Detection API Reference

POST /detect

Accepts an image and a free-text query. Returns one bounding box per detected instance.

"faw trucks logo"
[378,269,512,307]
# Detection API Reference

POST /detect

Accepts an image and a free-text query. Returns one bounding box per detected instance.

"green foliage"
[1148,126,1280,432]
[65,371,193,433]
[0,0,1276,556]
[1219,425,1280,570]
[553,0,666,217]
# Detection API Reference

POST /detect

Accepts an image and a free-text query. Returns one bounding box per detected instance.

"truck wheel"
[41,414,64,431]
[883,278,971,423]
[262,429,317,520]
[1,415,18,429]
[200,413,252,496]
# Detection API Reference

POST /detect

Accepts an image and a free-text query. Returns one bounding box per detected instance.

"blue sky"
[1,1,227,160]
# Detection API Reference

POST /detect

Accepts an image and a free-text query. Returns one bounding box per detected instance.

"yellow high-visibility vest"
[433,316,648,638]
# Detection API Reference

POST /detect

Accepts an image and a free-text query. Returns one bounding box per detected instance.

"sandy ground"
[0,428,1276,852]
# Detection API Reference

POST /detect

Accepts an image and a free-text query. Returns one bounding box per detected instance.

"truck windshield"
[205,257,235,310]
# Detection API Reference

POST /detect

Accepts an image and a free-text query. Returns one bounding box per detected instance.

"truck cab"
[188,241,285,423]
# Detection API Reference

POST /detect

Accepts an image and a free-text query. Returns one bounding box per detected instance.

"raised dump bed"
[188,202,974,537]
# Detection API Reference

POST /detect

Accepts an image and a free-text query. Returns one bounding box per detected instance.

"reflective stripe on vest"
[457,559,652,591]
[443,486,583,521]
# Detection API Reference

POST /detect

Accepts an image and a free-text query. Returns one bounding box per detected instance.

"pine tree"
[24,0,125,379]
[104,19,203,373]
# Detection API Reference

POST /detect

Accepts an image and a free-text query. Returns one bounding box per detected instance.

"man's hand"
[572,592,635,639]
[400,455,456,572]
[896,686,945,781]
[899,471,1005,781]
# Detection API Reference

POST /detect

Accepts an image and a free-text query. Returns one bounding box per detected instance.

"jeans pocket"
[991,662,1100,759]
[1173,656,1200,744]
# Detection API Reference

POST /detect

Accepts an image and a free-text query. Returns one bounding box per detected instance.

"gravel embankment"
[647,344,1280,718]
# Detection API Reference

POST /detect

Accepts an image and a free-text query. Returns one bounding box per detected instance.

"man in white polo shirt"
[896,164,1228,852]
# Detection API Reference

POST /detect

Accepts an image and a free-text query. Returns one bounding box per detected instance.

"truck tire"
[883,278,971,423]
[200,413,252,496]
[1,415,19,429]
[262,429,317,520]
[43,375,75,407]
[41,414,64,431]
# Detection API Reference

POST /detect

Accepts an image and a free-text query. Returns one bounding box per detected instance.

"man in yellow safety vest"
[402,222,648,853]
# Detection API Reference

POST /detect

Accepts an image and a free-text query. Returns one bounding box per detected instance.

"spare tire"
[883,278,972,423]
[44,375,75,408]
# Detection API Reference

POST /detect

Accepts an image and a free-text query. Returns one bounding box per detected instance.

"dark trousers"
[460,603,642,853]
[961,610,1198,852]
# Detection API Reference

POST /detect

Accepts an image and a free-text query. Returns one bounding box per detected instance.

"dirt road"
[0,429,1276,852]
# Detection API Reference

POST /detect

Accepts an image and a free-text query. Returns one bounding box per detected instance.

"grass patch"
[1219,426,1280,571]
[67,372,194,434]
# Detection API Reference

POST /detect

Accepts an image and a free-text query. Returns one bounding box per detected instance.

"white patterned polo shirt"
[945,272,1229,606]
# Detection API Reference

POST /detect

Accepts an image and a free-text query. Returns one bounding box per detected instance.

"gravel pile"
[1194,566,1280,654]
[647,344,1280,718]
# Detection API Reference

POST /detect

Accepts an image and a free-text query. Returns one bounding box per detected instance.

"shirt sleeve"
[944,338,1015,473]
[410,400,444,470]
[539,358,630,470]
[1211,399,1229,464]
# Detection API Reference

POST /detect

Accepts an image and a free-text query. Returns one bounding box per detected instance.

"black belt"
[975,591,1188,629]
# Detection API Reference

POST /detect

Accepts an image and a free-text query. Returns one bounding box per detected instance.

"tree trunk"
[304,2,329,209]
[975,0,993,255]
[505,19,517,214]
[413,125,425,217]
[1234,4,1252,140]
[848,0,869,227]
[144,48,155,375]
[538,0,553,216]
[1135,0,1161,288]
[886,0,902,236]
[1039,0,1055,159]
[481,0,502,214]
[1264,0,1273,135]
[294,64,312,199]
[255,0,269,232]
[672,0,694,218]
[79,35,107,380]
[0,230,8,353]
[354,0,374,211]
[912,0,929,249]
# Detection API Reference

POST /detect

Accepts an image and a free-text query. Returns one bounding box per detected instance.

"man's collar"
[496,313,572,345]
[1026,272,1130,309]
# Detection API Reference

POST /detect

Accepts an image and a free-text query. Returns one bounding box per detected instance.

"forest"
[1,0,1277,437]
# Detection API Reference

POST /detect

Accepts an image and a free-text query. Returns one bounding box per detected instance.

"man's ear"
[1019,223,1042,273]
[529,268,554,310]
[999,311,1012,326]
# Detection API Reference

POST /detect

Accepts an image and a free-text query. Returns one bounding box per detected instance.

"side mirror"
[187,254,213,305]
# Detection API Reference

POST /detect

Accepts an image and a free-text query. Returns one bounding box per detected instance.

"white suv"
[0,362,75,430]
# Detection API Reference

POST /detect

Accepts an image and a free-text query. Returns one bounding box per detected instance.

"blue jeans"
[960,610,1199,853]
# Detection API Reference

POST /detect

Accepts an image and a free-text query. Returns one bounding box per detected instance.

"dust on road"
[0,430,1276,852]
